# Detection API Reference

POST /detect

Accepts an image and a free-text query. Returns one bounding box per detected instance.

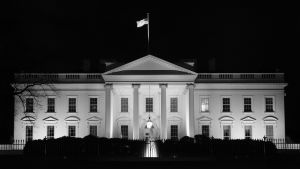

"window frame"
[89,125,97,136]
[243,96,253,113]
[221,96,231,113]
[89,97,98,113]
[266,125,274,139]
[170,97,178,113]
[120,125,129,139]
[200,96,210,113]
[223,125,231,140]
[25,125,33,142]
[265,96,275,113]
[47,125,55,139]
[25,98,34,113]
[170,125,179,140]
[201,125,210,137]
[244,125,252,139]
[68,125,76,137]
[47,97,56,113]
[68,96,77,113]
[145,97,154,113]
[120,97,129,113]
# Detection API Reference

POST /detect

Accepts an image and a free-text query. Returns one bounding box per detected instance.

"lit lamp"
[146,116,153,129]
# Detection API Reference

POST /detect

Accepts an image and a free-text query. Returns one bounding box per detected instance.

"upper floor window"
[25,126,33,142]
[90,98,98,112]
[170,97,178,112]
[68,98,76,112]
[146,97,153,112]
[25,98,33,112]
[47,98,55,112]
[200,97,209,112]
[121,98,128,112]
[265,97,274,112]
[222,98,230,112]
[47,126,54,139]
[244,97,252,112]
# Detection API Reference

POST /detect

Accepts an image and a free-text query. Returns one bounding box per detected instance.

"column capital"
[104,83,113,89]
[132,84,140,88]
[186,83,195,89]
[159,83,168,88]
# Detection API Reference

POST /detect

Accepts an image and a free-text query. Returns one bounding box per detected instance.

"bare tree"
[12,74,59,115]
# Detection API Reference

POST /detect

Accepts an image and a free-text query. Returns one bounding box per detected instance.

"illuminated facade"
[13,55,287,141]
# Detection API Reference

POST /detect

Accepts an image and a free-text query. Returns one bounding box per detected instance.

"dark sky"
[0,2,299,142]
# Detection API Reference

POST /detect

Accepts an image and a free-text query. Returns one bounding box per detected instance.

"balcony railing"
[196,73,284,83]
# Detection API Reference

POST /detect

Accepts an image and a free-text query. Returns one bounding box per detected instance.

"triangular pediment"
[103,55,197,75]
[43,116,58,121]
[241,116,256,121]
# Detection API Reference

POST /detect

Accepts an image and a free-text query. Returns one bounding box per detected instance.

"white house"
[13,55,287,141]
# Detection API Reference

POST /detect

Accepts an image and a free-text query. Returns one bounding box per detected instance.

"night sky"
[0,2,299,142]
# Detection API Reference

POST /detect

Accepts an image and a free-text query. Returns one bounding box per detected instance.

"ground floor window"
[202,125,210,137]
[68,126,76,137]
[47,126,54,139]
[121,125,128,139]
[244,125,252,139]
[25,126,33,142]
[89,125,97,136]
[171,125,178,140]
[223,125,231,140]
[266,125,274,139]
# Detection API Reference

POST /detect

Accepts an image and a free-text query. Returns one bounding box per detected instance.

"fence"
[1,138,300,152]
[267,138,300,150]
[0,140,25,152]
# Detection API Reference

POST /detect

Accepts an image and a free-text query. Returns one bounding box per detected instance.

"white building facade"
[13,55,287,141]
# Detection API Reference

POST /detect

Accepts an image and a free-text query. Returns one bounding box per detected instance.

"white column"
[132,84,140,139]
[105,84,113,138]
[187,84,195,137]
[160,84,167,140]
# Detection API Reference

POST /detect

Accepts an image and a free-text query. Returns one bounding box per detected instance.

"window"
[47,98,55,112]
[200,98,209,112]
[89,125,97,136]
[25,126,33,142]
[265,97,274,112]
[121,125,128,139]
[222,98,230,112]
[90,98,98,112]
[171,125,178,140]
[244,97,252,112]
[121,98,128,112]
[47,126,54,139]
[244,125,252,139]
[146,97,153,112]
[223,125,231,140]
[202,125,209,137]
[25,98,33,112]
[266,125,274,139]
[68,126,76,137]
[170,98,178,112]
[68,98,76,112]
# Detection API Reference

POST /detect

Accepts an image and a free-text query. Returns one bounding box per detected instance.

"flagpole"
[147,13,150,54]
